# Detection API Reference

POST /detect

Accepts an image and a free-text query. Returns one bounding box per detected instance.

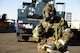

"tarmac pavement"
[0,32,80,53]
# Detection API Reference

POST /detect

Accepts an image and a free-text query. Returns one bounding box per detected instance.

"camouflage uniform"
[33,4,73,53]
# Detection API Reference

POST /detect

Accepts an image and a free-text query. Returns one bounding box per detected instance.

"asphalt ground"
[0,33,80,53]
[0,29,80,53]
[0,33,38,53]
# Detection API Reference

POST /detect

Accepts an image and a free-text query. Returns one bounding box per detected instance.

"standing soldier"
[33,3,74,53]
[1,14,7,22]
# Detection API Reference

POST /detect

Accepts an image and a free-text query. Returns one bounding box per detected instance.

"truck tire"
[17,33,29,42]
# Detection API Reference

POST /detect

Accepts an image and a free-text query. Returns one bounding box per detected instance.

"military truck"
[16,0,65,42]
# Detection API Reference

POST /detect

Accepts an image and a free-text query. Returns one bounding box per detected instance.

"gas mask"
[44,14,55,24]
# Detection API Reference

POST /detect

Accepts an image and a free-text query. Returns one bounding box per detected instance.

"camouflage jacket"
[33,17,73,49]
[33,17,67,38]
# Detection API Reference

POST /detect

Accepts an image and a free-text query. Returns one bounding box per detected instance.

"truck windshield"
[27,7,43,19]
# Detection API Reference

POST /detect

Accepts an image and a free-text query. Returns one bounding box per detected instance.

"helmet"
[42,3,56,17]
[2,14,7,22]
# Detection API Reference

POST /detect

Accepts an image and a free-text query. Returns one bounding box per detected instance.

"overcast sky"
[0,0,80,21]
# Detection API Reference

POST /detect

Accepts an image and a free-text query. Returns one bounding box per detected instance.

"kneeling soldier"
[33,3,74,53]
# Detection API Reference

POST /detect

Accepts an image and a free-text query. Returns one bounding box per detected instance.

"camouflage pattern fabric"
[33,17,73,53]
[32,3,73,53]
[42,4,56,17]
